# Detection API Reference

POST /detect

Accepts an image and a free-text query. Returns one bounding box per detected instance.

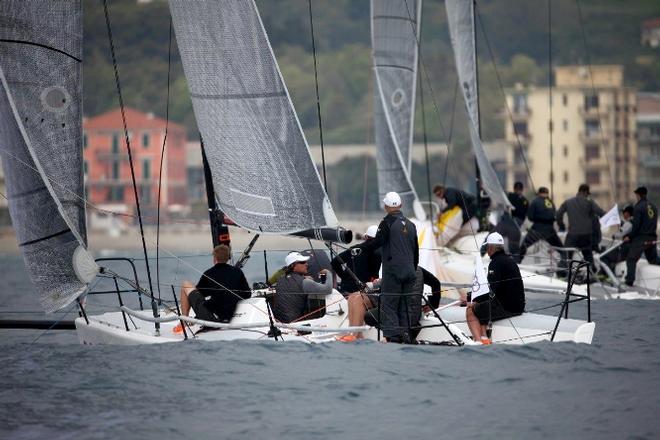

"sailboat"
[369,0,595,342]
[1,0,593,345]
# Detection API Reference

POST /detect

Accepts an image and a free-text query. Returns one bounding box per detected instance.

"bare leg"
[180,281,195,316]
[466,304,482,341]
[347,292,371,338]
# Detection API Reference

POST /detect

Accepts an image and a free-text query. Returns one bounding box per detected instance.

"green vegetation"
[83,0,660,211]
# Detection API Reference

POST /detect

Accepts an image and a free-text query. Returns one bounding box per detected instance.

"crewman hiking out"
[433,184,479,246]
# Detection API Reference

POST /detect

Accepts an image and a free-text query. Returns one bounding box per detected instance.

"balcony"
[579,131,602,145]
[94,151,130,162]
[579,105,607,120]
[580,157,609,170]
[511,107,532,121]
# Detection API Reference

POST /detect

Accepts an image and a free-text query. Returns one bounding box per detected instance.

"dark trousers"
[626,235,659,284]
[380,268,417,342]
[519,226,563,263]
[495,214,521,259]
[601,242,630,269]
[564,233,595,267]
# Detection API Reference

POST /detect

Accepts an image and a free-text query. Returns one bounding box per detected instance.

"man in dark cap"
[556,183,605,269]
[623,187,660,286]
[518,187,563,263]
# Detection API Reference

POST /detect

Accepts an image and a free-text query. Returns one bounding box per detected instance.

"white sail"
[0,1,97,312]
[169,0,338,234]
[371,0,426,220]
[445,0,512,211]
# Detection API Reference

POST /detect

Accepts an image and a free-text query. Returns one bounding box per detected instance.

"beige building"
[504,65,637,208]
[637,93,660,205]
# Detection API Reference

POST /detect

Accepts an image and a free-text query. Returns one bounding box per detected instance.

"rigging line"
[156,17,174,304]
[418,31,434,220]
[307,0,328,195]
[474,4,535,193]
[548,0,554,201]
[575,0,615,203]
[102,0,157,321]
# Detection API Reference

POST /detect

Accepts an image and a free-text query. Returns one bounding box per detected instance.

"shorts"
[472,298,521,325]
[188,290,219,322]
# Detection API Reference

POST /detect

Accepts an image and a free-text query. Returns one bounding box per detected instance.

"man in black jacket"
[331,225,382,339]
[556,184,605,269]
[518,187,563,263]
[179,245,251,325]
[507,181,529,227]
[354,191,419,343]
[624,187,660,286]
[466,233,525,344]
[433,184,479,242]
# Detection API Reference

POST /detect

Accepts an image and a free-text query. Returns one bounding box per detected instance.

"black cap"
[634,186,647,196]
[538,186,549,194]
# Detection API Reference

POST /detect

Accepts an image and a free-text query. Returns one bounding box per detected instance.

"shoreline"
[0,219,381,256]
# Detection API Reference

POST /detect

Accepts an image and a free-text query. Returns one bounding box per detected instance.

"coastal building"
[83,107,188,225]
[637,93,660,205]
[641,18,660,48]
[503,65,637,207]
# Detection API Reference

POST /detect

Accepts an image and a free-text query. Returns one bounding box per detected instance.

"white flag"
[599,204,621,229]
[471,254,490,301]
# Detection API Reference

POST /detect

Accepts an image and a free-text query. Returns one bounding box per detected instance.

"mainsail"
[169,0,338,234]
[445,0,512,211]
[371,0,426,220]
[0,1,97,312]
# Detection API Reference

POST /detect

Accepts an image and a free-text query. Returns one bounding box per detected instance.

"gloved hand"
[366,281,374,290]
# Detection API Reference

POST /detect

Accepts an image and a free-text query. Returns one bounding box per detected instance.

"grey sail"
[0,1,97,313]
[445,0,512,211]
[372,0,426,220]
[169,0,338,234]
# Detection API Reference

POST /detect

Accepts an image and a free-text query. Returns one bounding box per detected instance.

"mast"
[200,137,230,247]
[473,0,483,227]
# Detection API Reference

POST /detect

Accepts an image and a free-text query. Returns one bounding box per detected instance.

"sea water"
[1,253,659,439]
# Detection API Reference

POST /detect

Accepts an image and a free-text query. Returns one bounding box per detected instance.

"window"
[142,133,150,148]
[108,187,124,202]
[563,145,569,157]
[585,94,599,110]
[112,161,120,179]
[563,171,569,183]
[83,133,88,149]
[585,146,600,160]
[83,161,88,176]
[111,132,120,153]
[513,121,528,136]
[586,171,600,185]
[562,94,568,106]
[142,159,151,180]
[563,120,569,132]
[141,186,151,204]
[585,120,599,138]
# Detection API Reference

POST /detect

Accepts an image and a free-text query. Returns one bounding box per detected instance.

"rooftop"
[84,107,185,133]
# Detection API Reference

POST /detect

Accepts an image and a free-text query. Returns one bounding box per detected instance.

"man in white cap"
[353,191,419,343]
[272,251,333,323]
[331,225,382,340]
[466,232,525,344]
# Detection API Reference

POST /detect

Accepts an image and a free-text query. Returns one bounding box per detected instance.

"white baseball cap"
[365,225,379,238]
[285,251,310,267]
[485,232,504,245]
[383,191,402,207]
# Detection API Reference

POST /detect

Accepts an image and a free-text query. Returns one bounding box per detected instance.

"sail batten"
[169,0,337,234]
[445,0,512,211]
[372,0,426,220]
[0,1,96,313]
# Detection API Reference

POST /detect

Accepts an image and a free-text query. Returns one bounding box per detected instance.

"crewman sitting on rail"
[466,233,525,344]
[331,225,382,340]
[177,245,251,329]
[433,184,479,246]
[272,252,333,323]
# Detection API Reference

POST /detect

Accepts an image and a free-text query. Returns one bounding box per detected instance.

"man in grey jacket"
[556,184,605,269]
[354,191,419,343]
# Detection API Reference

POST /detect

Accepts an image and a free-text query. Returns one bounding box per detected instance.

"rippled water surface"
[1,254,659,439]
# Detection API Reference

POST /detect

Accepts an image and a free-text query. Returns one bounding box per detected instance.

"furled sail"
[0,1,97,312]
[169,0,338,234]
[372,0,426,220]
[445,0,512,211]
